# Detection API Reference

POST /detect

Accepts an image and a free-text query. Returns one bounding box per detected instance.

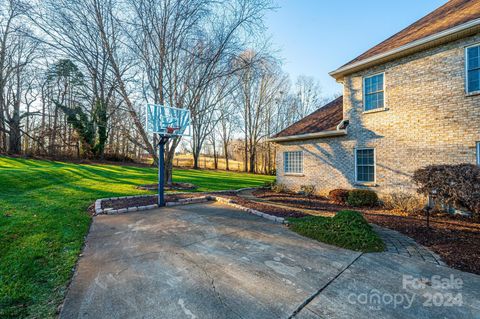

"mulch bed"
[215,192,306,218]
[252,189,480,275]
[363,212,480,275]
[101,193,197,210]
[253,189,347,214]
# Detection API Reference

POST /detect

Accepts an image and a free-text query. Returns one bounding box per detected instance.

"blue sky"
[265,0,448,97]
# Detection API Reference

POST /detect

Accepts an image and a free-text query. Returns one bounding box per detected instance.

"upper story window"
[363,73,385,111]
[466,44,480,94]
[284,151,303,174]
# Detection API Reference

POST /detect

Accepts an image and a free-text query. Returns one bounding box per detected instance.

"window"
[363,73,385,111]
[284,151,303,174]
[355,148,375,183]
[477,142,480,165]
[466,44,480,93]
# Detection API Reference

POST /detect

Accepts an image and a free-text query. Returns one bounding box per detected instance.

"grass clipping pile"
[288,210,385,253]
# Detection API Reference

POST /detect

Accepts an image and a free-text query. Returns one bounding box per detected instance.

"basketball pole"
[158,136,168,207]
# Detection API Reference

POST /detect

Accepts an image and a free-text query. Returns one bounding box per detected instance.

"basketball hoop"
[166,127,179,135]
[145,104,191,207]
[145,104,190,137]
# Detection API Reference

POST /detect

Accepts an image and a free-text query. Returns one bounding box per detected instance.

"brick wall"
[276,33,480,198]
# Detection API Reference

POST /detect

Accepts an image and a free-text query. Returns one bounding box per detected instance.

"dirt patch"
[252,189,480,275]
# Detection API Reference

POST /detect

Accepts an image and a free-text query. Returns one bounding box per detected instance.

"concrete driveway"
[61,202,480,319]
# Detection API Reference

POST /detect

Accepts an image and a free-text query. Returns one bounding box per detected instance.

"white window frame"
[355,148,376,183]
[465,43,480,95]
[477,142,480,165]
[363,72,386,112]
[283,151,303,175]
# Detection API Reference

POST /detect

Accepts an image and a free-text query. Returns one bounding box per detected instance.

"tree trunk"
[224,141,229,171]
[8,118,21,154]
[244,133,248,172]
[49,105,58,156]
[212,139,218,170]
[192,140,202,169]
[8,79,22,154]
[249,146,256,174]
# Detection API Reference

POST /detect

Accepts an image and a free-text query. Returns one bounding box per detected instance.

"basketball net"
[166,127,179,135]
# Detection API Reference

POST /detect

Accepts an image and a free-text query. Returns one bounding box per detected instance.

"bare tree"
[234,50,288,173]
[0,0,40,154]
[127,0,274,181]
[292,75,322,121]
[33,0,123,158]
[216,97,239,171]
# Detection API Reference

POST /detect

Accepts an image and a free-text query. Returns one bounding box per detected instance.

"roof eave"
[268,129,347,143]
[329,18,480,80]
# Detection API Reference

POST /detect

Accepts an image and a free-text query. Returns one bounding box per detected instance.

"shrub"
[412,164,480,218]
[347,189,378,207]
[271,183,288,193]
[329,189,350,204]
[299,185,316,197]
[383,192,424,213]
[287,210,384,252]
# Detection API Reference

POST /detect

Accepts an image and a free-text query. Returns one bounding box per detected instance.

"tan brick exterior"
[276,33,480,198]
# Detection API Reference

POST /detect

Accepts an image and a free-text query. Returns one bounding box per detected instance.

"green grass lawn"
[287,210,385,253]
[0,156,273,318]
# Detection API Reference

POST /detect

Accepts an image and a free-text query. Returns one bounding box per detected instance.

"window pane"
[477,142,480,166]
[284,151,303,174]
[468,69,480,92]
[377,92,384,108]
[356,149,375,182]
[364,74,384,110]
[468,46,479,70]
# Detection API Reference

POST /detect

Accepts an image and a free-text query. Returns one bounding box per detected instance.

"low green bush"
[287,210,384,252]
[347,189,378,207]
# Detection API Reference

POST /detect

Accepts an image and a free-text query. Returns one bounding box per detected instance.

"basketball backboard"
[145,104,191,137]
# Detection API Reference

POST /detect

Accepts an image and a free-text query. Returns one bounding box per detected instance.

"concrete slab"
[61,202,359,319]
[296,253,480,319]
[61,202,480,319]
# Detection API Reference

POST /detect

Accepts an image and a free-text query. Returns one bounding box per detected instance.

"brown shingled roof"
[341,0,480,69]
[273,96,343,138]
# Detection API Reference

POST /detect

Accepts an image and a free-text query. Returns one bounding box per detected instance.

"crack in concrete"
[210,277,245,319]
[175,251,245,319]
[288,253,364,319]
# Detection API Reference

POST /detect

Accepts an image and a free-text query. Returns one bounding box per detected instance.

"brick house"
[269,0,480,199]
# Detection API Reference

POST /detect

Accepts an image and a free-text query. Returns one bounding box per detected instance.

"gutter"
[330,18,480,80]
[268,120,348,143]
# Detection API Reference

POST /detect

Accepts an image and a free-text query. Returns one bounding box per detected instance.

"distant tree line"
[0,0,334,178]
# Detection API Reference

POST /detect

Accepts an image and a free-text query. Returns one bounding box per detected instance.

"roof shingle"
[341,0,480,69]
[273,96,343,138]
